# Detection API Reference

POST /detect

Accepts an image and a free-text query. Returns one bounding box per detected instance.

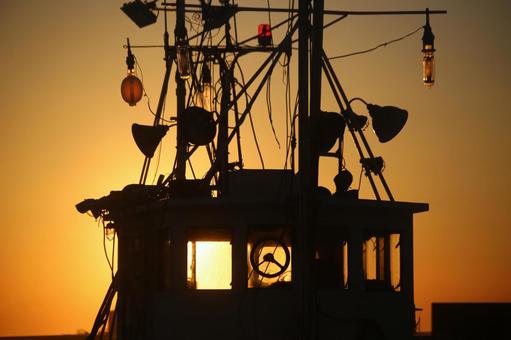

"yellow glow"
[2,1,511,336]
[248,245,292,288]
[187,241,232,289]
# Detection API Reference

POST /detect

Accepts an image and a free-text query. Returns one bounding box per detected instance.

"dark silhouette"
[76,1,446,339]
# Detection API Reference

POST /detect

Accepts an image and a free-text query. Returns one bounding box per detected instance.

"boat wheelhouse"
[77,1,445,339]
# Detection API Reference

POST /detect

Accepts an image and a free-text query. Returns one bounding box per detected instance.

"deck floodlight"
[201,3,238,31]
[314,111,346,153]
[121,0,158,28]
[422,8,436,87]
[132,124,169,158]
[349,98,408,143]
[344,109,368,131]
[367,104,408,143]
[182,106,217,146]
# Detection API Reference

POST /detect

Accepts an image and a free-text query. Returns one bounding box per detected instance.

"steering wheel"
[249,238,291,278]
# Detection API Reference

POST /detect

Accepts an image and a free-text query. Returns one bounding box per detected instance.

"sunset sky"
[1,0,510,336]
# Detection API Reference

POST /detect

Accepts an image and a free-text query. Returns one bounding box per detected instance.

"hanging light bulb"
[196,62,212,111]
[422,8,436,88]
[121,38,143,106]
[176,40,191,80]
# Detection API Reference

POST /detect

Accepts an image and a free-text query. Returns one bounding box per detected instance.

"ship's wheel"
[250,238,290,278]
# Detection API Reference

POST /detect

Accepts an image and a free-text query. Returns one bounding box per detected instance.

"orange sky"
[0,0,510,336]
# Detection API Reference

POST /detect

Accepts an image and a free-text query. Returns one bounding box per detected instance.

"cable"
[135,56,175,124]
[151,140,163,184]
[329,25,424,60]
[266,76,281,148]
[235,61,265,168]
[102,219,114,278]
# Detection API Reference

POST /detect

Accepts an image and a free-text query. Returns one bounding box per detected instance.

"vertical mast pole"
[298,0,311,338]
[217,1,233,195]
[175,0,187,180]
[308,2,324,339]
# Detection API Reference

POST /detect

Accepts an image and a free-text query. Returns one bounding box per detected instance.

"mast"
[175,0,187,179]
[297,0,313,338]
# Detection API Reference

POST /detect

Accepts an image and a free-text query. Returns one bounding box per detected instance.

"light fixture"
[334,169,353,193]
[422,8,436,88]
[182,106,217,146]
[344,109,368,131]
[201,2,238,31]
[132,124,169,158]
[195,63,212,111]
[348,98,408,143]
[313,111,346,153]
[258,24,273,46]
[121,39,143,106]
[176,41,191,80]
[361,156,385,175]
[367,104,408,143]
[121,0,157,28]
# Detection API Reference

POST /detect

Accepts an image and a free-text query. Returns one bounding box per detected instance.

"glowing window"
[342,240,349,289]
[363,232,401,291]
[390,233,401,292]
[248,241,292,288]
[247,227,292,288]
[187,241,232,290]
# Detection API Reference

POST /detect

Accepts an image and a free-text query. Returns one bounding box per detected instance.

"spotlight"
[121,0,158,28]
[201,2,238,31]
[366,104,408,143]
[313,111,346,153]
[182,106,217,146]
[348,98,408,143]
[132,124,169,158]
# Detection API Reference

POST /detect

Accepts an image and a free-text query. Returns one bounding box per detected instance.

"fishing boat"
[76,1,445,339]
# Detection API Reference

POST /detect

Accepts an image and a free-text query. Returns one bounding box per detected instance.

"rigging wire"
[235,61,265,168]
[266,0,273,31]
[329,25,424,60]
[101,219,115,279]
[266,76,281,148]
[135,56,175,124]
[151,140,164,184]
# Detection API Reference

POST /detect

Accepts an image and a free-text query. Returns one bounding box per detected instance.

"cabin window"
[186,228,232,290]
[247,227,292,288]
[363,232,401,291]
[343,240,349,289]
[158,229,172,291]
[390,233,401,292]
[314,238,349,290]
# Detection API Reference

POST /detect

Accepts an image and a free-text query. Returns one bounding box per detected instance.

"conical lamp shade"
[367,104,408,143]
[345,109,368,131]
[132,124,169,158]
[314,111,346,153]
